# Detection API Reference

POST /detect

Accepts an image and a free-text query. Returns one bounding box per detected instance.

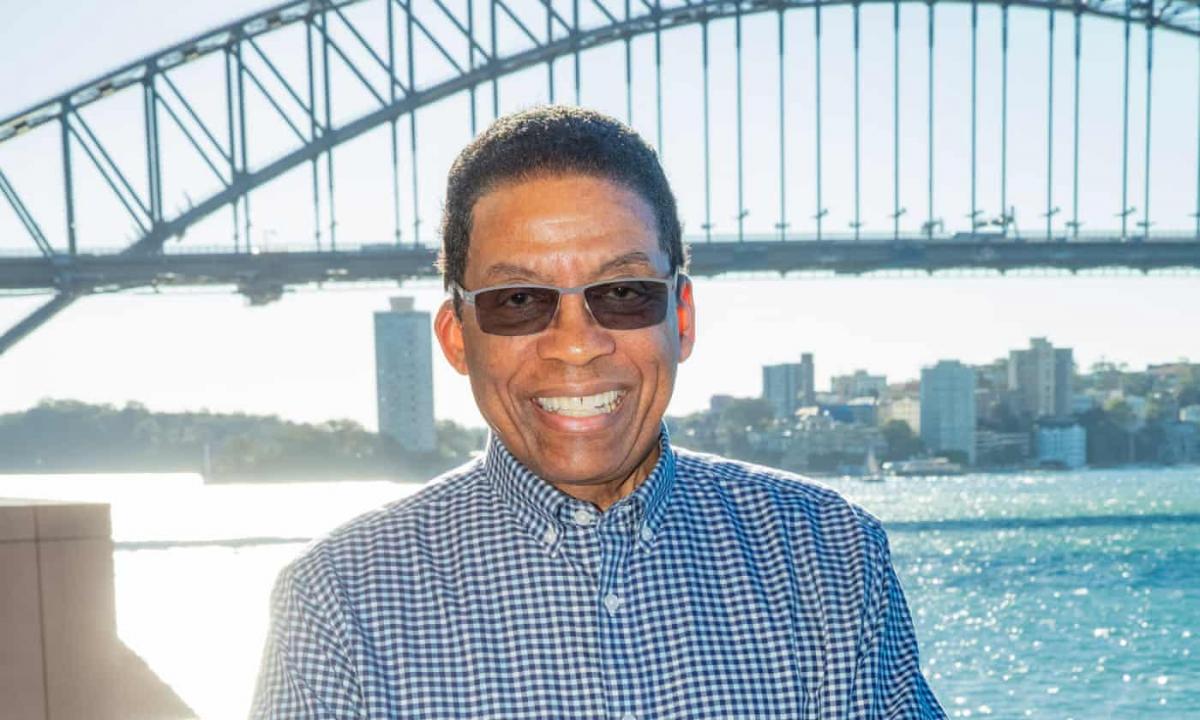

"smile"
[533,390,627,417]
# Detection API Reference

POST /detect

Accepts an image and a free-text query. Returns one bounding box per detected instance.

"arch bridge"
[1,0,1198,353]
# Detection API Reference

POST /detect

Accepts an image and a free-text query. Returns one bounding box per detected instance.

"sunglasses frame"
[452,271,682,335]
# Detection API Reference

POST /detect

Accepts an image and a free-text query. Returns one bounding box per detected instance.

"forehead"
[466,173,666,282]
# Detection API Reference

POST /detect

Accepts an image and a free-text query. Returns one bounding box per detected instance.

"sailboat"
[861,445,884,483]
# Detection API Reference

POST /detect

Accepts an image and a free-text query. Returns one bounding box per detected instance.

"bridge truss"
[1,0,1199,354]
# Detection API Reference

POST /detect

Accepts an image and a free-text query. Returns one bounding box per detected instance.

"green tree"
[880,420,924,461]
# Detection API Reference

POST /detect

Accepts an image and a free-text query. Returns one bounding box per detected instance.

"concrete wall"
[0,499,193,720]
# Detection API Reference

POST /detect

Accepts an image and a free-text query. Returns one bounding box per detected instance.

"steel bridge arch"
[2,0,1198,257]
[0,0,1198,353]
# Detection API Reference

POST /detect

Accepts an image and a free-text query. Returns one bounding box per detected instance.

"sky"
[0,0,1198,430]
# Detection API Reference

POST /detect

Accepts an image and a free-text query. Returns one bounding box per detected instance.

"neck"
[554,442,662,512]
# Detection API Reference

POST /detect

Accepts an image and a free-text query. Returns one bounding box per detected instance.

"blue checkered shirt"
[251,424,945,719]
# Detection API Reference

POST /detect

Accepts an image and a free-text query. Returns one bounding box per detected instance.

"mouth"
[533,389,627,418]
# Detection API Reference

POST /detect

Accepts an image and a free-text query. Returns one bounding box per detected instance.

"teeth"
[535,390,625,417]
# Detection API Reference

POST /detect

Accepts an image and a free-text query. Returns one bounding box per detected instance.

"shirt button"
[603,592,623,615]
[639,526,653,542]
[572,508,596,526]
[542,526,558,544]
[621,713,637,720]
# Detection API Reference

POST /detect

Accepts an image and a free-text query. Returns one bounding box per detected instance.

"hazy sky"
[1,0,1197,430]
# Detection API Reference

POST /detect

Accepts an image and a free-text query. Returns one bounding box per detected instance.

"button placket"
[597,516,638,720]
[573,507,597,527]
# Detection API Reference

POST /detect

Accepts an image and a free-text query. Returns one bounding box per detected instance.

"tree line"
[0,399,486,482]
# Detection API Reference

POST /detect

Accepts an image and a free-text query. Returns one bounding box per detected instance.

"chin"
[536,453,621,484]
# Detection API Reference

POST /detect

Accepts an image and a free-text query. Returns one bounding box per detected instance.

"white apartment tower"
[374,296,436,452]
[920,360,977,465]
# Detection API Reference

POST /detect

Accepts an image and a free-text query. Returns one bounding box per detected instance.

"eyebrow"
[481,262,553,284]
[480,251,660,285]
[590,251,658,278]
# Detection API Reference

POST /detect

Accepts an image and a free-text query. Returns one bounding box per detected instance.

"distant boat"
[881,457,965,477]
[201,441,213,482]
[861,446,885,483]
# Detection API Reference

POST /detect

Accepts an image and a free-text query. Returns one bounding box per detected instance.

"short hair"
[437,105,688,295]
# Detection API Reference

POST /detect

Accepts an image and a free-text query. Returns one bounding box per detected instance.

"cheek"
[464,337,532,402]
[628,331,679,385]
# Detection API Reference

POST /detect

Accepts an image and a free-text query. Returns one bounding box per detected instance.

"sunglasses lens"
[584,280,670,330]
[473,286,559,335]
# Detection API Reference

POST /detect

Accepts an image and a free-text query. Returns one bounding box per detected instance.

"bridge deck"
[2,238,1198,298]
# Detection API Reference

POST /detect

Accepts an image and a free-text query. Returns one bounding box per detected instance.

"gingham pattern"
[251,424,946,719]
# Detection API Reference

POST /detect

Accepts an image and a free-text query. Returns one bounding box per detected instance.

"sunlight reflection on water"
[1,466,1197,719]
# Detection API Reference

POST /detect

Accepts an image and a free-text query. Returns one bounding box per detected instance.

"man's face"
[434,173,695,492]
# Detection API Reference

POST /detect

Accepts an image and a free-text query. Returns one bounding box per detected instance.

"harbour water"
[0,465,1195,719]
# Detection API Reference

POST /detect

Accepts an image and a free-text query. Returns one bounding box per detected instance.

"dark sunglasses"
[453,273,681,336]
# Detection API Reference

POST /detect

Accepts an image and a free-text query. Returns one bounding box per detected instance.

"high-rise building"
[762,353,815,421]
[1035,421,1087,469]
[831,370,888,401]
[1008,337,1073,419]
[375,296,436,452]
[920,360,977,464]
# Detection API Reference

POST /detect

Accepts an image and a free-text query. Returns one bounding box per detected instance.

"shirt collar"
[484,422,677,553]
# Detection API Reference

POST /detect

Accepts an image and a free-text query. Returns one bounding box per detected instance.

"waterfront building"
[920,360,977,464]
[1035,421,1087,469]
[1162,422,1200,464]
[831,370,887,401]
[374,296,436,453]
[975,430,1032,467]
[1008,337,1074,419]
[815,399,878,427]
[762,353,816,421]
[1181,405,1200,425]
[845,397,879,426]
[880,396,921,434]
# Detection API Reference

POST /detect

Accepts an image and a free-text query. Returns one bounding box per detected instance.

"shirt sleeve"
[849,520,948,719]
[249,554,365,720]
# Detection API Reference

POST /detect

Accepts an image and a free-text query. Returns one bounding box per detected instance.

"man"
[251,105,946,719]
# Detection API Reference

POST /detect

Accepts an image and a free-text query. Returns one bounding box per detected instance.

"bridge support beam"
[0,293,77,357]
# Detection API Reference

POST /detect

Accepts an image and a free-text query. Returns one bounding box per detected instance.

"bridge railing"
[3,230,1200,260]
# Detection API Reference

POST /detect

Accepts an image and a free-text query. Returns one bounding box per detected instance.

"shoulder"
[278,457,488,592]
[673,446,889,559]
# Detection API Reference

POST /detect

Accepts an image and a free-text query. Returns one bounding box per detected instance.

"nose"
[536,292,616,365]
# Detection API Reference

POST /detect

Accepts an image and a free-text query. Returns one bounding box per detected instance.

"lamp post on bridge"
[1116,207,1137,241]
[1135,220,1153,243]
[849,220,864,242]
[774,221,789,243]
[889,208,907,241]
[1043,206,1061,242]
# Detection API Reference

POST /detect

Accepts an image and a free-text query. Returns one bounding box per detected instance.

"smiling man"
[251,106,945,719]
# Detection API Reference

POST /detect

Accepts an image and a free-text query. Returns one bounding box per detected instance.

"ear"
[675,275,696,363]
[434,298,469,375]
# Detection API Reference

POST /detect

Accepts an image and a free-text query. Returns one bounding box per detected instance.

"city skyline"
[3,279,1196,433]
